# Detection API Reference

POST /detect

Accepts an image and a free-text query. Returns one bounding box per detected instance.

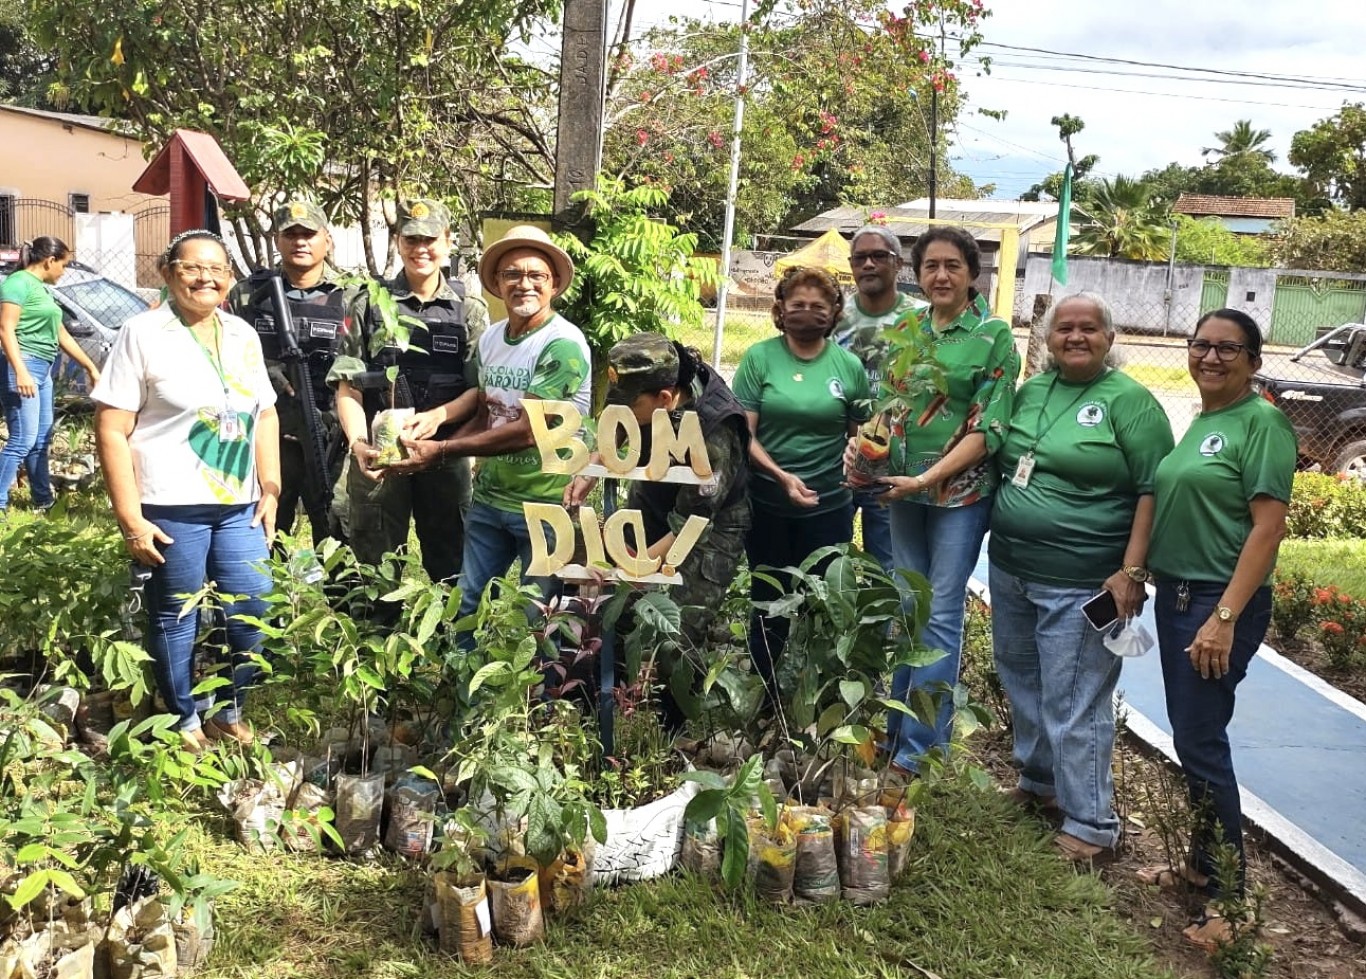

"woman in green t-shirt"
[733,267,870,703]
[851,227,1020,770]
[1147,308,1296,952]
[0,236,99,510]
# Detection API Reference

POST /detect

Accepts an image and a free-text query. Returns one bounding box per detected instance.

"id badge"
[218,410,242,442]
[1011,452,1035,488]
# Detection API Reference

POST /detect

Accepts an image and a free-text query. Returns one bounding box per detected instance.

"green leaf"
[839,678,866,709]
[6,870,51,910]
[683,788,727,824]
[46,869,87,899]
[719,806,749,890]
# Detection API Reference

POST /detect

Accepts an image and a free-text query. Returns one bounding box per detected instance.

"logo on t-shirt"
[1199,432,1226,457]
[827,377,846,401]
[1076,402,1105,427]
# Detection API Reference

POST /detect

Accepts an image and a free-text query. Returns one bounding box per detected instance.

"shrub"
[1286,472,1366,539]
[1271,570,1317,641]
[1311,585,1366,670]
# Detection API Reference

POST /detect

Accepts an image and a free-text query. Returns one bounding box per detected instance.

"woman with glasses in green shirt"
[854,226,1020,770]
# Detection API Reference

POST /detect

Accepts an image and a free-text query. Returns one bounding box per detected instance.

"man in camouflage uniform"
[328,199,488,583]
[565,333,751,722]
[228,199,349,543]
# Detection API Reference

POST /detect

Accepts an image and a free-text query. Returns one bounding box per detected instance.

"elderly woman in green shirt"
[855,226,1020,770]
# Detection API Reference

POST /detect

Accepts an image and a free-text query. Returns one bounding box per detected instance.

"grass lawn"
[675,311,773,369]
[1278,537,1366,596]
[1119,363,1193,394]
[190,769,1173,979]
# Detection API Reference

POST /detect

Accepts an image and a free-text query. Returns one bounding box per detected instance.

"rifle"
[268,274,333,542]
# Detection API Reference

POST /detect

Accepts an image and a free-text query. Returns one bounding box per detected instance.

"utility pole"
[554,0,608,229]
[927,12,947,219]
[711,0,752,369]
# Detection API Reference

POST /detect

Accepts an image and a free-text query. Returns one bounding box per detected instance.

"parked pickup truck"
[1256,323,1366,478]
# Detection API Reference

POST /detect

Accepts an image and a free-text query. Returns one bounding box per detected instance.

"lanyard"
[184,314,230,403]
[1025,369,1107,455]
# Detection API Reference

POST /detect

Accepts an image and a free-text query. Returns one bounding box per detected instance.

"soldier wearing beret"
[564,332,751,724]
[328,199,488,583]
[228,199,349,542]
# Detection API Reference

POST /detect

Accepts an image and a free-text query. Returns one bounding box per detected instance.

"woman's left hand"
[877,474,923,502]
[1102,571,1147,620]
[382,437,441,475]
[251,492,278,544]
[1187,616,1235,680]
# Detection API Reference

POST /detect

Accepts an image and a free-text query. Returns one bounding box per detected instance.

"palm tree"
[1203,120,1276,165]
[1071,175,1171,261]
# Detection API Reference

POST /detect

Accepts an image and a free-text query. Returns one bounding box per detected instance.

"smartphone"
[1081,590,1120,631]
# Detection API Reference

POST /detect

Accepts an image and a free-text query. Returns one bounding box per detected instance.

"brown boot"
[205,717,256,745]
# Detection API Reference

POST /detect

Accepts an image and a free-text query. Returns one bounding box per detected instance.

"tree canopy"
[600,0,989,251]
[1289,102,1366,213]
[30,0,563,272]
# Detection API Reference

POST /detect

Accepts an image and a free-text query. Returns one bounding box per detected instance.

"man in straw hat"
[328,199,487,584]
[386,223,590,618]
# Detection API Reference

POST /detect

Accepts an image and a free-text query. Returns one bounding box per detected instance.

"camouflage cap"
[397,199,451,238]
[272,199,328,233]
[605,333,681,405]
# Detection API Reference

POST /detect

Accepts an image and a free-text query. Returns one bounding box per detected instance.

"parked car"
[0,260,148,399]
[1256,322,1366,478]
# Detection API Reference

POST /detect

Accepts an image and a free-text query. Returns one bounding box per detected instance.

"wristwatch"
[1215,605,1237,623]
[1121,565,1150,583]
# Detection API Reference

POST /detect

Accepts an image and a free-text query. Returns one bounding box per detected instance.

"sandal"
[1137,863,1209,891]
[1182,912,1232,954]
[1054,832,1119,867]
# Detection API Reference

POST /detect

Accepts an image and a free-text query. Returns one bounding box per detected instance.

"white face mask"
[1103,619,1155,658]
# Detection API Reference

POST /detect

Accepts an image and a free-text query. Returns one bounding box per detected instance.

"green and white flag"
[1051,163,1073,286]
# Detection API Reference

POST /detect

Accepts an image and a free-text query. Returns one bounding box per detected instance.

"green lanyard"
[184,314,230,404]
[1024,368,1107,456]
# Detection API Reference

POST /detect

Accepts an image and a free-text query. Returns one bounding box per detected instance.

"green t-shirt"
[733,336,870,515]
[0,269,62,361]
[833,292,925,393]
[1149,394,1297,584]
[885,294,1020,507]
[990,369,1174,587]
[470,314,592,513]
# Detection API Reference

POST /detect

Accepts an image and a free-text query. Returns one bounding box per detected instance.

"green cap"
[605,333,680,405]
[272,199,328,232]
[397,199,451,237]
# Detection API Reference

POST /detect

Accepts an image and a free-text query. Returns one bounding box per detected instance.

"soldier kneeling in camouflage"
[563,333,751,726]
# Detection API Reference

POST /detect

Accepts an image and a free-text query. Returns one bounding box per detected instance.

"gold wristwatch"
[1215,606,1237,623]
[1121,566,1150,583]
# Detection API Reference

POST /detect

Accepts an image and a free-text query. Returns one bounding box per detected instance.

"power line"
[976,73,1344,111]
[965,59,1366,96]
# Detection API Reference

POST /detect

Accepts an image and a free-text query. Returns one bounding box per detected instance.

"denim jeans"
[852,486,893,572]
[142,503,271,732]
[1155,579,1271,898]
[990,565,1123,848]
[745,502,854,702]
[0,353,55,509]
[456,501,553,621]
[886,496,992,769]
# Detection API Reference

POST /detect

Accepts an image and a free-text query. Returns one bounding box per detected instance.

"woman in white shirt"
[93,230,280,752]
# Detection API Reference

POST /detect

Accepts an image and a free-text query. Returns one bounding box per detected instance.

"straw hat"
[478,225,575,299]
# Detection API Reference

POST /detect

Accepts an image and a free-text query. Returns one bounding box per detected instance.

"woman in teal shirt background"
[0,236,100,510]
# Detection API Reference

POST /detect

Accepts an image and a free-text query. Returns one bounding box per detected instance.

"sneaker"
[1054,831,1119,867]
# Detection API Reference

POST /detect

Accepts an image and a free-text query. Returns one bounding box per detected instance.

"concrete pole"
[554,0,608,227]
[711,0,752,369]
[1163,218,1179,337]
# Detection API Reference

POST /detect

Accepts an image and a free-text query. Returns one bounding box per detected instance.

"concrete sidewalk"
[969,547,1366,918]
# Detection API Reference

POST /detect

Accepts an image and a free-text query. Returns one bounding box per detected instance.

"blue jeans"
[1155,579,1271,898]
[745,503,854,703]
[142,503,271,732]
[990,565,1123,848]
[0,353,55,509]
[456,501,552,621]
[886,496,992,769]
[852,486,892,572]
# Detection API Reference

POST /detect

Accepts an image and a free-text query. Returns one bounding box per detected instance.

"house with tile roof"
[1173,194,1295,235]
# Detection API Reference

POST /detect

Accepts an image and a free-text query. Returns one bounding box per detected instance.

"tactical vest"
[243,271,345,412]
[367,280,470,426]
[634,361,751,543]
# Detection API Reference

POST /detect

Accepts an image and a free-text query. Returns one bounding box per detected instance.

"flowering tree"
[602,0,990,250]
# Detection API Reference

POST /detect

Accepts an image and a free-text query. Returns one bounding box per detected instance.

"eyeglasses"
[499,269,551,285]
[850,250,898,266]
[1187,339,1249,362]
[171,261,232,280]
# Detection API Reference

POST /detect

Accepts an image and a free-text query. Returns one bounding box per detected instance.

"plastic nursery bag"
[746,817,797,905]
[434,872,493,965]
[488,858,545,947]
[1103,619,1155,658]
[835,805,890,905]
[370,408,414,467]
[334,772,386,855]
[790,806,839,904]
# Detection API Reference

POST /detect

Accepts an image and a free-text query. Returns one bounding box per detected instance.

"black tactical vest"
[634,361,752,542]
[243,271,346,411]
[368,280,470,427]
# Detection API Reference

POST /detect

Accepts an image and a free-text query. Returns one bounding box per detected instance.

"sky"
[589,0,1366,200]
